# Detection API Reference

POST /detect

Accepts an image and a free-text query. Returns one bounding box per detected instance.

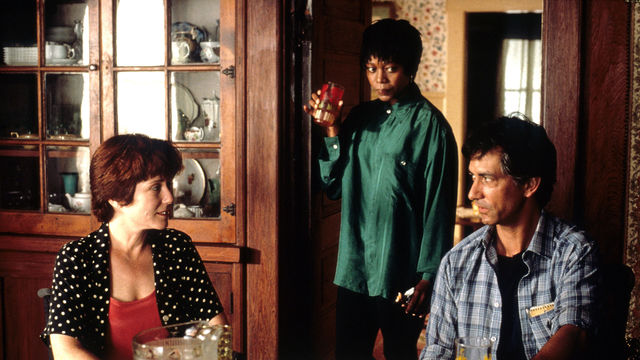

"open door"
[309,1,371,359]
[283,0,371,359]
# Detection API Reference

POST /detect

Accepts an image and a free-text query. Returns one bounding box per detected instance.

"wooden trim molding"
[195,244,242,263]
[245,0,280,358]
[542,0,581,220]
[0,235,243,263]
[626,2,640,339]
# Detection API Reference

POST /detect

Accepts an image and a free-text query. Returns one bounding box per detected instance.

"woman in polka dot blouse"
[40,134,226,359]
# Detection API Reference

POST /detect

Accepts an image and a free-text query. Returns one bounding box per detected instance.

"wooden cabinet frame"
[0,0,240,244]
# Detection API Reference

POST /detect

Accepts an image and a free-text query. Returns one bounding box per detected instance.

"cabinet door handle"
[222,66,235,79]
[89,64,98,71]
[223,202,236,216]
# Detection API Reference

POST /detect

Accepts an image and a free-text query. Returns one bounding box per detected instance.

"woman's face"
[365,56,411,105]
[112,176,173,231]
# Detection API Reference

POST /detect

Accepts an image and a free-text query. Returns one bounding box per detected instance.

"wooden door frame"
[541,0,582,221]
[244,0,281,358]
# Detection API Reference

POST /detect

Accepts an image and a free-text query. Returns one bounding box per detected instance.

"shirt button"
[386,109,391,114]
[162,315,169,322]
[493,302,500,308]
[332,144,338,149]
[490,336,497,342]
[400,160,407,166]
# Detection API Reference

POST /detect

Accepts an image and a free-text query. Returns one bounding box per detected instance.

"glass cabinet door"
[0,0,98,224]
[0,0,236,243]
[109,0,236,243]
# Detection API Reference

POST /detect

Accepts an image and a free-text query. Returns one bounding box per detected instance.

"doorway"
[466,12,542,134]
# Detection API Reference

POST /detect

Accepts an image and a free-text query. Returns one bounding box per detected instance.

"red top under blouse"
[105,290,162,360]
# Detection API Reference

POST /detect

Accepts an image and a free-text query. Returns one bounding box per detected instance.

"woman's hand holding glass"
[303,83,344,137]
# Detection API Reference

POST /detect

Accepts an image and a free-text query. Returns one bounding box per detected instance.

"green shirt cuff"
[421,272,436,282]
[323,136,340,160]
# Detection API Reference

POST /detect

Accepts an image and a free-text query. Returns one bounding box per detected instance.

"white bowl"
[46,26,76,43]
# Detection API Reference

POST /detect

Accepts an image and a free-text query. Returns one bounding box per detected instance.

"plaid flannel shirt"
[421,211,599,360]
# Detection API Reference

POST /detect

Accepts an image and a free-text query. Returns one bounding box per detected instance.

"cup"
[46,43,75,60]
[199,41,220,63]
[455,337,492,360]
[132,321,232,360]
[173,204,194,218]
[313,82,345,126]
[171,40,191,64]
[61,172,78,197]
[187,205,204,217]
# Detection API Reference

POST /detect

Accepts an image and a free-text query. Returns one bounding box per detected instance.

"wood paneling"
[169,219,237,244]
[0,213,95,236]
[3,277,52,360]
[0,235,70,253]
[195,244,242,262]
[0,251,56,278]
[204,262,243,351]
[245,0,281,358]
[542,0,582,220]
[0,251,55,360]
[579,0,630,263]
[544,0,631,264]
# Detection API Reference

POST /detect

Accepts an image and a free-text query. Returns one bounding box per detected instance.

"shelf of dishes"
[2,21,85,66]
[172,82,221,142]
[171,21,220,65]
[0,156,221,220]
[2,21,219,67]
[44,156,221,217]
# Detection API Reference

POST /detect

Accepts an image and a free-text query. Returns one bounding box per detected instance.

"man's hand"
[403,279,433,318]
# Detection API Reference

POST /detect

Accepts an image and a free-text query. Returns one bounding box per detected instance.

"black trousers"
[335,286,425,360]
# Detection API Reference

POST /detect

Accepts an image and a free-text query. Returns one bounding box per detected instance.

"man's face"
[365,56,411,105]
[467,148,528,226]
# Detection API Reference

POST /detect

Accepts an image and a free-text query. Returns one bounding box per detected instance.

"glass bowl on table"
[132,320,232,360]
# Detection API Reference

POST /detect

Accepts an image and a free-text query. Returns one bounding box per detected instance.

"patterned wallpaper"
[626,2,640,340]
[374,0,447,92]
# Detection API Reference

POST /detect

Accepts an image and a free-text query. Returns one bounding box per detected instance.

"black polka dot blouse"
[40,223,224,356]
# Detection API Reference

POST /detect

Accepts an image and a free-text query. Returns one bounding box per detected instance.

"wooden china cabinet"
[0,0,245,358]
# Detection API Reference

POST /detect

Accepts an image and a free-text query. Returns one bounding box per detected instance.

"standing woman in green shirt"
[304,19,458,360]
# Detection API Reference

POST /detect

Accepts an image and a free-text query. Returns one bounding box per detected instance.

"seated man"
[421,115,599,360]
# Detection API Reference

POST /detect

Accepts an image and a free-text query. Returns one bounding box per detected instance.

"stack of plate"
[3,47,37,65]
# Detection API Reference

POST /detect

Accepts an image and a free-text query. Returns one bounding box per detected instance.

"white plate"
[171,83,199,123]
[173,159,205,205]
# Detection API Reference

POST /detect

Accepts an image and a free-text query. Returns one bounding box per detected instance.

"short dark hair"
[462,115,557,207]
[360,18,423,78]
[90,134,182,222]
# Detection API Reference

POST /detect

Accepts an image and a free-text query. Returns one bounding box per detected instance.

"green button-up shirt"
[318,82,458,300]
